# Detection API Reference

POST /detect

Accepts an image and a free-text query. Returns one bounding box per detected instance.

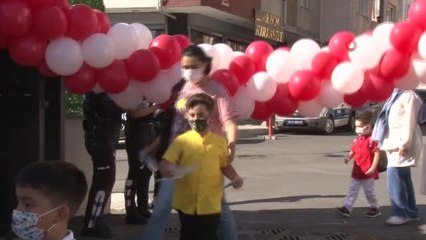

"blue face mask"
[11,206,61,240]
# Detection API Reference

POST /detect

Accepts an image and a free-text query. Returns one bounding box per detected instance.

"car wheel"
[324,116,335,134]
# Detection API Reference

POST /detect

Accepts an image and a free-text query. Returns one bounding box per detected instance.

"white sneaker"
[385,216,409,226]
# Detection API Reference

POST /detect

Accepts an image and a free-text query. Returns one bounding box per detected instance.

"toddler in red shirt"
[337,111,381,218]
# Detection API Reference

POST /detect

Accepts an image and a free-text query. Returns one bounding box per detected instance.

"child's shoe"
[336,206,351,217]
[365,208,381,218]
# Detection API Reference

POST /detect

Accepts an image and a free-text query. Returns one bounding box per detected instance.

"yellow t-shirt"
[163,130,229,215]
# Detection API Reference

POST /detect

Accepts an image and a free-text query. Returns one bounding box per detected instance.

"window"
[359,0,372,17]
[372,0,380,21]
[387,4,397,22]
[299,0,309,9]
[226,39,248,51]
[189,29,223,45]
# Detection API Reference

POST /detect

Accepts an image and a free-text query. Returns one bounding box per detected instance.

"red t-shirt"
[351,134,379,180]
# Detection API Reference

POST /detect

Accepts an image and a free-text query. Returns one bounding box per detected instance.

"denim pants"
[387,167,419,218]
[142,180,237,240]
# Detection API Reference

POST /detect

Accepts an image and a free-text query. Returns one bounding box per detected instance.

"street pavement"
[70,129,426,240]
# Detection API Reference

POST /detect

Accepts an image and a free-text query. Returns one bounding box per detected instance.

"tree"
[69,0,105,11]
[65,0,105,117]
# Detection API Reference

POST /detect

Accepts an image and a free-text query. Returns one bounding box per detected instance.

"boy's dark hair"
[15,161,88,217]
[182,45,212,75]
[186,93,215,113]
[355,110,374,125]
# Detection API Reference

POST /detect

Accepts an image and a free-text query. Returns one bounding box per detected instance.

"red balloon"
[0,35,9,49]
[127,49,160,82]
[328,31,356,61]
[96,60,130,94]
[311,52,338,79]
[229,55,256,85]
[408,0,426,30]
[251,101,273,121]
[173,34,192,52]
[150,34,181,69]
[24,0,54,10]
[37,61,58,78]
[344,91,368,108]
[245,41,273,72]
[390,20,422,54]
[9,34,47,66]
[64,64,96,94]
[53,0,69,9]
[0,0,32,37]
[380,49,411,79]
[361,71,394,102]
[288,70,321,101]
[211,69,239,96]
[66,4,98,41]
[94,9,110,34]
[33,6,67,40]
[266,83,298,116]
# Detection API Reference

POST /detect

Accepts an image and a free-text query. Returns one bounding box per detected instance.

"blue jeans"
[387,167,418,218]
[142,180,238,240]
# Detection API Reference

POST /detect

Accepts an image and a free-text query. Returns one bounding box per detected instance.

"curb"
[237,125,269,138]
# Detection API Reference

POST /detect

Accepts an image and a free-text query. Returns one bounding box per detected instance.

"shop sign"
[255,10,284,43]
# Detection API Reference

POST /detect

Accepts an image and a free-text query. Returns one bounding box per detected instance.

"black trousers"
[125,121,157,213]
[83,124,120,228]
[178,212,221,240]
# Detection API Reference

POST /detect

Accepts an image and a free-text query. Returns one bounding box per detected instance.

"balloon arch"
[2,0,426,120]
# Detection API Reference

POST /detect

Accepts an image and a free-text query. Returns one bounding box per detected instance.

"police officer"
[81,92,123,238]
[124,100,158,224]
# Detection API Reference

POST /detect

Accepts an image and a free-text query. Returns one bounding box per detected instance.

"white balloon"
[320,46,330,52]
[213,43,234,69]
[45,37,84,76]
[108,23,138,60]
[290,38,321,70]
[161,62,183,86]
[82,33,116,68]
[246,72,277,102]
[318,81,344,107]
[413,59,426,83]
[349,35,385,70]
[232,86,255,119]
[266,49,293,83]
[396,59,426,89]
[198,43,220,73]
[372,22,395,52]
[233,51,245,58]
[298,100,325,117]
[111,81,144,110]
[418,32,426,60]
[142,74,173,104]
[331,62,364,94]
[130,23,153,50]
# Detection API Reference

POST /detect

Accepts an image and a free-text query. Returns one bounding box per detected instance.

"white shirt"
[63,231,75,240]
[381,91,423,167]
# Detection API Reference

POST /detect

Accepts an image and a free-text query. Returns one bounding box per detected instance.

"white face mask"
[355,126,369,135]
[12,206,61,240]
[182,69,204,83]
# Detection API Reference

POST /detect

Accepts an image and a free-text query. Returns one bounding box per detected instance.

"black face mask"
[188,119,208,132]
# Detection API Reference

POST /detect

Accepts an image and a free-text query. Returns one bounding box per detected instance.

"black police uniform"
[81,92,123,238]
[124,102,157,224]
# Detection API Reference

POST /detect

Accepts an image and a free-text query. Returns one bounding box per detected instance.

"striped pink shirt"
[171,80,238,140]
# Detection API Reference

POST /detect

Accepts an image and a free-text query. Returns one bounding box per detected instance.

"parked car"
[274,102,383,134]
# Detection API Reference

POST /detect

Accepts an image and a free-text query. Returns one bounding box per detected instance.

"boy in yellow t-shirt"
[160,93,243,240]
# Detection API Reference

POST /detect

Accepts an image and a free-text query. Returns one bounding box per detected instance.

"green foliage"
[65,0,104,117]
[69,0,105,11]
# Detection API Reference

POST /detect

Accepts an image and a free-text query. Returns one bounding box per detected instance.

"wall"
[104,0,158,10]
[297,0,321,36]
[64,117,111,216]
[320,0,351,42]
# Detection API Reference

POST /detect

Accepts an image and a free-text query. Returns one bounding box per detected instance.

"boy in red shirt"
[337,111,381,218]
